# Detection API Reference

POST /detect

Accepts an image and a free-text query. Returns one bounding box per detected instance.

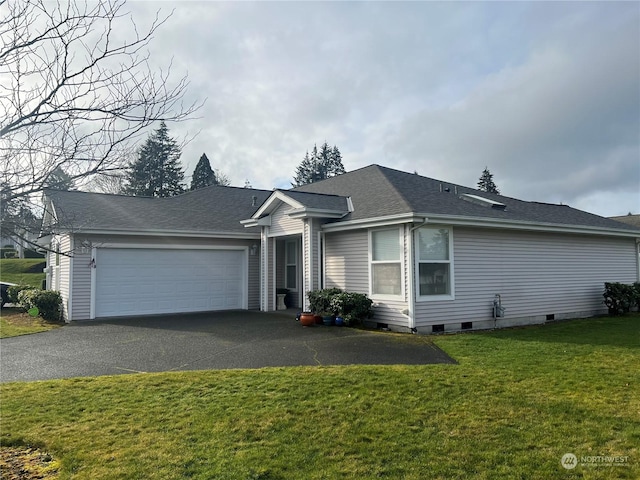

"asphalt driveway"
[0,311,455,382]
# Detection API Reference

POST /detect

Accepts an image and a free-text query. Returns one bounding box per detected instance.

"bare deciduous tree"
[0,0,202,247]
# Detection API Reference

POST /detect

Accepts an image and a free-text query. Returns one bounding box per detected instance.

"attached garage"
[94,248,247,318]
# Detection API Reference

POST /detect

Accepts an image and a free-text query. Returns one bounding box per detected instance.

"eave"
[319,211,640,239]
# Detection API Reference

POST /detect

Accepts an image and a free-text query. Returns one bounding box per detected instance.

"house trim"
[414,225,456,302]
[420,214,640,238]
[52,228,262,240]
[368,226,406,302]
[320,212,640,239]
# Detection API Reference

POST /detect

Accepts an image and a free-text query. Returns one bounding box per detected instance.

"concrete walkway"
[0,311,455,382]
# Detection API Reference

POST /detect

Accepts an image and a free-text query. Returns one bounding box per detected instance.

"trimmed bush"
[308,288,343,315]
[603,282,639,315]
[7,284,37,304]
[330,291,374,326]
[17,288,63,322]
[307,288,374,326]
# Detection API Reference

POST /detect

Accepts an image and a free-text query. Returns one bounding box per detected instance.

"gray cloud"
[127,1,638,216]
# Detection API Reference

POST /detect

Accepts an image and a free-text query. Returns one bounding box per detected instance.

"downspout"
[407,218,428,333]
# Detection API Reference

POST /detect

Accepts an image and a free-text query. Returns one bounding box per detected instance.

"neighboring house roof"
[609,214,640,229]
[44,186,272,236]
[293,165,640,234]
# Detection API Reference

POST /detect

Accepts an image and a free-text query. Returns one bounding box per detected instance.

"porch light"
[250,244,258,256]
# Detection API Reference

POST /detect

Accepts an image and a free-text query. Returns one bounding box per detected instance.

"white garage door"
[95,248,246,318]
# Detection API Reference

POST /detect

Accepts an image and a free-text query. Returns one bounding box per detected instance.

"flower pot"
[299,312,315,327]
[314,314,323,325]
[334,316,344,326]
[322,315,333,326]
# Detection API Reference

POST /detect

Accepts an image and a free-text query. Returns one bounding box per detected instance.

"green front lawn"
[0,308,61,338]
[0,258,46,288]
[1,315,638,479]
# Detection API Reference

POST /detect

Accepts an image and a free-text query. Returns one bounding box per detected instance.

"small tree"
[125,122,185,197]
[190,153,216,190]
[1,0,200,250]
[477,167,500,194]
[292,143,346,187]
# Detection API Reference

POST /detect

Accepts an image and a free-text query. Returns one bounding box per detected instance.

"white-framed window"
[415,226,454,300]
[285,239,297,290]
[370,227,403,297]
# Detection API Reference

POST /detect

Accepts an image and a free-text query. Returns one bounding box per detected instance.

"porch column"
[301,218,321,311]
[260,226,270,311]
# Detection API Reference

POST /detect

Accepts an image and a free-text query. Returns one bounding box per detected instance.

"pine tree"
[190,153,216,190]
[477,167,500,194]
[45,166,74,190]
[292,143,346,186]
[125,122,185,197]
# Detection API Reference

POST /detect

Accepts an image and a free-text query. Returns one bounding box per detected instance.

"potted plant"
[297,311,315,326]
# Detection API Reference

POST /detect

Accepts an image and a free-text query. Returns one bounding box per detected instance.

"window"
[285,240,297,290]
[416,227,453,298]
[370,228,402,296]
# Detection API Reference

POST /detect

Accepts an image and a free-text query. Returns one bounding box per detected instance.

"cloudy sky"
[128,1,639,217]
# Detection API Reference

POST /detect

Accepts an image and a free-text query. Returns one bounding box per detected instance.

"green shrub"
[17,288,63,322]
[308,288,343,314]
[7,284,37,304]
[603,282,637,315]
[330,291,374,326]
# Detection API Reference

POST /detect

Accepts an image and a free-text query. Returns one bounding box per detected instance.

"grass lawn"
[0,307,62,338]
[0,258,46,288]
[1,315,638,479]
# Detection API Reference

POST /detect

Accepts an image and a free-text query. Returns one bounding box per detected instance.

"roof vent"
[251,195,257,207]
[460,194,506,210]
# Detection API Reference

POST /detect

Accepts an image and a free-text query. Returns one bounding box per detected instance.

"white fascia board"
[320,214,426,232]
[422,213,640,238]
[66,228,261,240]
[251,191,304,219]
[240,217,271,228]
[287,208,348,219]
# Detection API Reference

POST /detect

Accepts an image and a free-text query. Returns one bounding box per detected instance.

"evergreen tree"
[477,167,500,194]
[45,166,74,190]
[125,122,185,197]
[190,153,216,190]
[292,143,346,186]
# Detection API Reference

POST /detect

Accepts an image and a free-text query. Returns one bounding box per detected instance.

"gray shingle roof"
[293,165,640,232]
[46,165,640,237]
[276,189,350,212]
[46,186,272,235]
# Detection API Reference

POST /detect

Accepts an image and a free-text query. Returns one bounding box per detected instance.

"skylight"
[460,194,506,210]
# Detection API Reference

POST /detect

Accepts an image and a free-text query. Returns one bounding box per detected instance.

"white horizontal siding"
[71,247,92,320]
[324,228,409,329]
[414,227,639,328]
[324,230,368,292]
[269,203,303,236]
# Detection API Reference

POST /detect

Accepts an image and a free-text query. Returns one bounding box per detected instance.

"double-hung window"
[370,228,402,297]
[416,227,453,299]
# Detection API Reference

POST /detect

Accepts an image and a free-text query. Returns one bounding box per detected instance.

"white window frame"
[284,239,298,291]
[415,226,455,302]
[369,226,404,300]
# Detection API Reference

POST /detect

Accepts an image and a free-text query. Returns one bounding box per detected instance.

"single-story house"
[41,164,640,332]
